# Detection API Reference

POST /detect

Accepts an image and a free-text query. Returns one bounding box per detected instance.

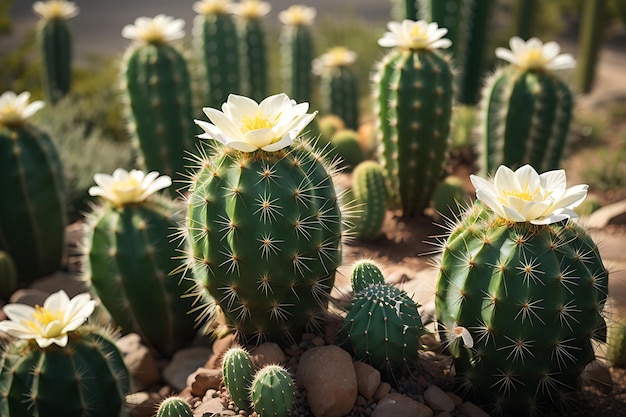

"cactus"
[0,91,66,285]
[250,365,295,417]
[0,251,18,300]
[222,347,255,412]
[0,323,130,417]
[193,0,241,107]
[350,259,385,294]
[33,1,78,104]
[122,14,195,195]
[351,161,387,240]
[421,0,469,59]
[607,321,626,368]
[373,20,454,216]
[479,36,575,175]
[435,166,608,415]
[431,175,469,219]
[515,0,537,40]
[156,397,194,417]
[84,169,198,358]
[577,0,606,93]
[330,129,364,171]
[316,114,345,151]
[391,0,420,20]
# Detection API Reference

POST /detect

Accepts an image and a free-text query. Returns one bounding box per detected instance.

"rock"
[385,268,409,285]
[372,393,433,417]
[458,401,490,417]
[581,359,614,393]
[9,288,49,306]
[187,368,222,397]
[193,396,228,416]
[585,199,626,228]
[353,361,380,401]
[250,342,286,368]
[446,391,462,407]
[206,334,237,369]
[297,345,358,417]
[423,385,454,412]
[116,333,161,389]
[162,346,212,392]
[373,382,391,401]
[28,271,88,297]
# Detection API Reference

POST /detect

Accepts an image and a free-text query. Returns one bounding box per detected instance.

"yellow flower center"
[501,184,550,202]
[285,9,310,25]
[113,176,139,191]
[410,25,424,39]
[196,0,230,15]
[139,23,167,43]
[46,2,66,18]
[521,49,547,69]
[241,111,279,132]
[240,1,264,18]
[328,47,353,66]
[23,305,64,335]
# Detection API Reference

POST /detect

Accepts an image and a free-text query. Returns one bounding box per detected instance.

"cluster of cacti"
[373,20,454,216]
[351,161,388,240]
[0,91,67,286]
[431,175,468,219]
[156,397,194,417]
[121,14,195,194]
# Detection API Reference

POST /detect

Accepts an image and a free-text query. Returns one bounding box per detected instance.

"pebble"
[423,385,455,412]
[188,368,222,397]
[116,333,160,389]
[250,342,286,368]
[458,401,490,417]
[353,361,381,401]
[373,382,391,401]
[371,393,433,417]
[446,391,462,407]
[193,397,229,416]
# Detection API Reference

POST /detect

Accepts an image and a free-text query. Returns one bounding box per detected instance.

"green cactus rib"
[239,18,268,102]
[607,322,626,368]
[186,141,343,346]
[156,397,194,417]
[38,18,72,103]
[374,48,454,216]
[195,13,241,108]
[351,161,387,240]
[350,260,385,293]
[0,125,66,285]
[435,203,608,414]
[124,42,195,192]
[281,25,314,104]
[321,66,359,130]
[84,199,197,358]
[480,67,573,175]
[0,325,130,417]
[391,0,420,20]
[222,347,255,412]
[250,365,295,417]
[423,0,468,59]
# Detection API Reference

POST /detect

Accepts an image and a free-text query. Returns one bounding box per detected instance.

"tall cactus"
[373,20,454,216]
[479,36,576,175]
[421,0,469,59]
[390,0,420,20]
[515,0,537,40]
[351,161,387,240]
[436,165,607,415]
[121,14,195,195]
[33,1,78,104]
[0,91,66,285]
[279,5,316,104]
[577,0,606,93]
[0,251,18,300]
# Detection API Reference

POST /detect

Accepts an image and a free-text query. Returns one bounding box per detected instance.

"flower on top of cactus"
[122,14,185,44]
[312,47,357,75]
[232,0,271,19]
[32,1,78,20]
[88,168,172,206]
[469,165,588,225]
[0,91,45,127]
[0,290,95,348]
[193,0,233,15]
[495,36,576,72]
[195,93,317,152]
[378,20,452,51]
[278,4,316,26]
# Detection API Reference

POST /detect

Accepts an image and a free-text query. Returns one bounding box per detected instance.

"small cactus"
[222,347,255,412]
[330,129,364,171]
[350,259,385,294]
[351,161,387,240]
[250,365,295,417]
[156,397,194,417]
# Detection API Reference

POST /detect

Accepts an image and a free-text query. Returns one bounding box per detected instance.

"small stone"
[436,412,452,417]
[301,333,316,341]
[116,333,160,389]
[581,359,614,393]
[250,342,286,368]
[353,361,381,401]
[446,391,462,407]
[189,368,222,397]
[458,401,490,417]
[193,397,228,416]
[423,385,454,412]
[163,346,212,392]
[206,334,237,369]
[311,336,325,346]
[373,382,391,401]
[372,393,433,417]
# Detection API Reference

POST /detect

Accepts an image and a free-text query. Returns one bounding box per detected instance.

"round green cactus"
[351,161,387,240]
[222,347,255,412]
[431,175,469,219]
[156,396,194,417]
[350,259,385,294]
[329,129,364,171]
[250,365,295,417]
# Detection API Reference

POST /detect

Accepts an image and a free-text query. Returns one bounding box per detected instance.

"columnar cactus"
[421,0,469,59]
[329,129,364,171]
[193,0,241,107]
[0,91,66,284]
[436,165,608,415]
[0,251,17,300]
[233,0,271,101]
[279,5,316,104]
[122,14,195,193]
[350,259,385,294]
[0,291,131,417]
[33,1,78,103]
[187,93,344,346]
[351,161,387,240]
[480,37,576,175]
[390,0,420,20]
[156,397,194,417]
[373,20,454,216]
[84,169,198,357]
[313,47,359,130]
[250,365,295,417]
[222,347,255,412]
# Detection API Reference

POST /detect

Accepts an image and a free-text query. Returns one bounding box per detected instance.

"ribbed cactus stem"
[350,259,385,293]
[281,25,314,103]
[607,321,626,368]
[38,18,72,103]
[391,0,420,20]
[222,347,255,412]
[239,18,269,101]
[156,397,194,417]
[577,0,606,93]
[250,365,295,417]
[422,0,468,59]
[320,66,359,130]
[351,161,387,240]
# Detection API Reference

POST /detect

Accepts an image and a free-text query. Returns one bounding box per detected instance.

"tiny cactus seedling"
[250,365,295,417]
[351,161,387,240]
[222,347,255,412]
[350,259,385,294]
[156,397,194,417]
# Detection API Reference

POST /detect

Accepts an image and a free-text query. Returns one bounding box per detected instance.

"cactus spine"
[0,324,130,417]
[350,260,385,294]
[156,397,194,417]
[351,161,387,240]
[36,8,74,103]
[250,365,295,417]
[222,347,255,412]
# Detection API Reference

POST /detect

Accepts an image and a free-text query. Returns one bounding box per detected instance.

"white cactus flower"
[495,36,576,71]
[0,91,45,127]
[32,1,78,20]
[232,0,271,19]
[193,0,233,15]
[0,290,95,348]
[195,93,317,152]
[88,168,172,206]
[453,326,474,349]
[312,47,357,75]
[470,165,588,225]
[278,5,316,26]
[378,20,452,50]
[122,14,185,44]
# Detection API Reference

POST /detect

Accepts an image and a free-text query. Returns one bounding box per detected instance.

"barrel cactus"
[0,91,66,285]
[373,20,454,216]
[350,259,385,294]
[480,37,576,175]
[121,14,195,193]
[33,1,78,103]
[436,165,608,415]
[83,169,198,357]
[250,365,295,417]
[222,347,255,412]
[351,161,387,240]
[0,290,131,417]
[156,397,194,417]
[187,93,344,346]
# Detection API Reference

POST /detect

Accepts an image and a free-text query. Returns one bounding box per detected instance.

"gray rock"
[250,342,286,368]
[423,385,454,412]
